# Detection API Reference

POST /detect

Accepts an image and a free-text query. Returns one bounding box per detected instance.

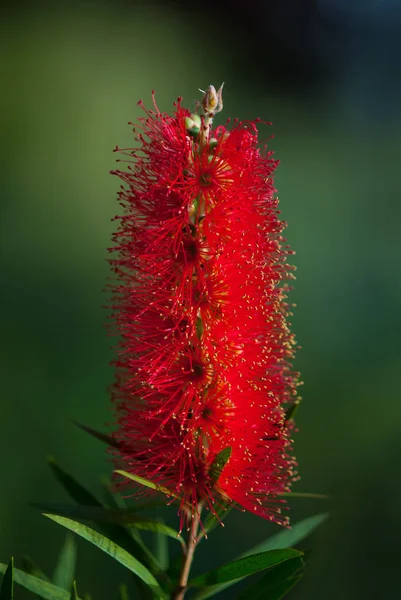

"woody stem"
[171,505,202,600]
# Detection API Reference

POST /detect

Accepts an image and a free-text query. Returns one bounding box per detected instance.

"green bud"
[185,114,201,137]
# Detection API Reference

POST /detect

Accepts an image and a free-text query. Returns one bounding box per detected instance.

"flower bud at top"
[201,83,224,115]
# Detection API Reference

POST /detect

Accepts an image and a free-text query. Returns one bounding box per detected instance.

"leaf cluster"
[0,425,328,600]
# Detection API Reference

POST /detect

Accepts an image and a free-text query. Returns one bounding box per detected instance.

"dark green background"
[1,2,401,598]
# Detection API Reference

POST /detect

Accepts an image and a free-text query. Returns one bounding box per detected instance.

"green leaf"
[48,457,100,506]
[100,478,164,513]
[115,471,180,502]
[190,549,301,588]
[53,533,77,591]
[98,478,152,573]
[0,559,14,600]
[36,503,183,543]
[236,555,304,600]
[241,574,303,600]
[240,513,329,556]
[192,514,326,600]
[209,448,231,485]
[20,558,50,600]
[43,514,165,599]
[70,581,79,600]
[73,422,120,449]
[0,563,79,600]
[42,461,163,578]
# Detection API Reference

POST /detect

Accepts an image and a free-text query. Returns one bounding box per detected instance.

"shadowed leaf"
[43,514,165,599]
[20,557,50,582]
[0,563,79,600]
[0,559,13,600]
[236,554,304,600]
[73,422,120,449]
[100,477,127,509]
[190,549,301,588]
[240,574,302,600]
[48,457,99,506]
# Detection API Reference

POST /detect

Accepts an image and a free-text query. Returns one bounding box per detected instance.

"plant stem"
[200,113,212,147]
[171,505,202,600]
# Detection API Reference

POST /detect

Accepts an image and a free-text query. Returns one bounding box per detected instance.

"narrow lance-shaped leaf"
[43,514,165,599]
[97,478,157,576]
[243,574,303,600]
[44,459,163,578]
[20,558,50,600]
[0,559,13,600]
[278,492,329,499]
[192,515,326,599]
[100,477,127,509]
[53,533,77,591]
[48,457,99,506]
[0,563,80,600]
[190,549,302,588]
[240,513,329,556]
[100,477,165,512]
[115,470,181,502]
[236,554,305,600]
[35,503,184,543]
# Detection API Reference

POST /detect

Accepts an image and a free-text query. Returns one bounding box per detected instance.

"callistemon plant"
[0,85,327,600]
[109,84,302,597]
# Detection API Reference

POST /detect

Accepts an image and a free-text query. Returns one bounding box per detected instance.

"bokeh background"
[1,0,401,598]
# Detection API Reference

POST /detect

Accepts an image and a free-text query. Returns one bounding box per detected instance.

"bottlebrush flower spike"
[109,86,300,530]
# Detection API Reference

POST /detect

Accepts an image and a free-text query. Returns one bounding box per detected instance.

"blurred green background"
[1,1,401,598]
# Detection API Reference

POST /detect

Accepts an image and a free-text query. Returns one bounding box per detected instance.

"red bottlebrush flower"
[109,87,299,530]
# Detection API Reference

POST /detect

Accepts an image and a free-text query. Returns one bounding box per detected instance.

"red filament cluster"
[109,93,299,528]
